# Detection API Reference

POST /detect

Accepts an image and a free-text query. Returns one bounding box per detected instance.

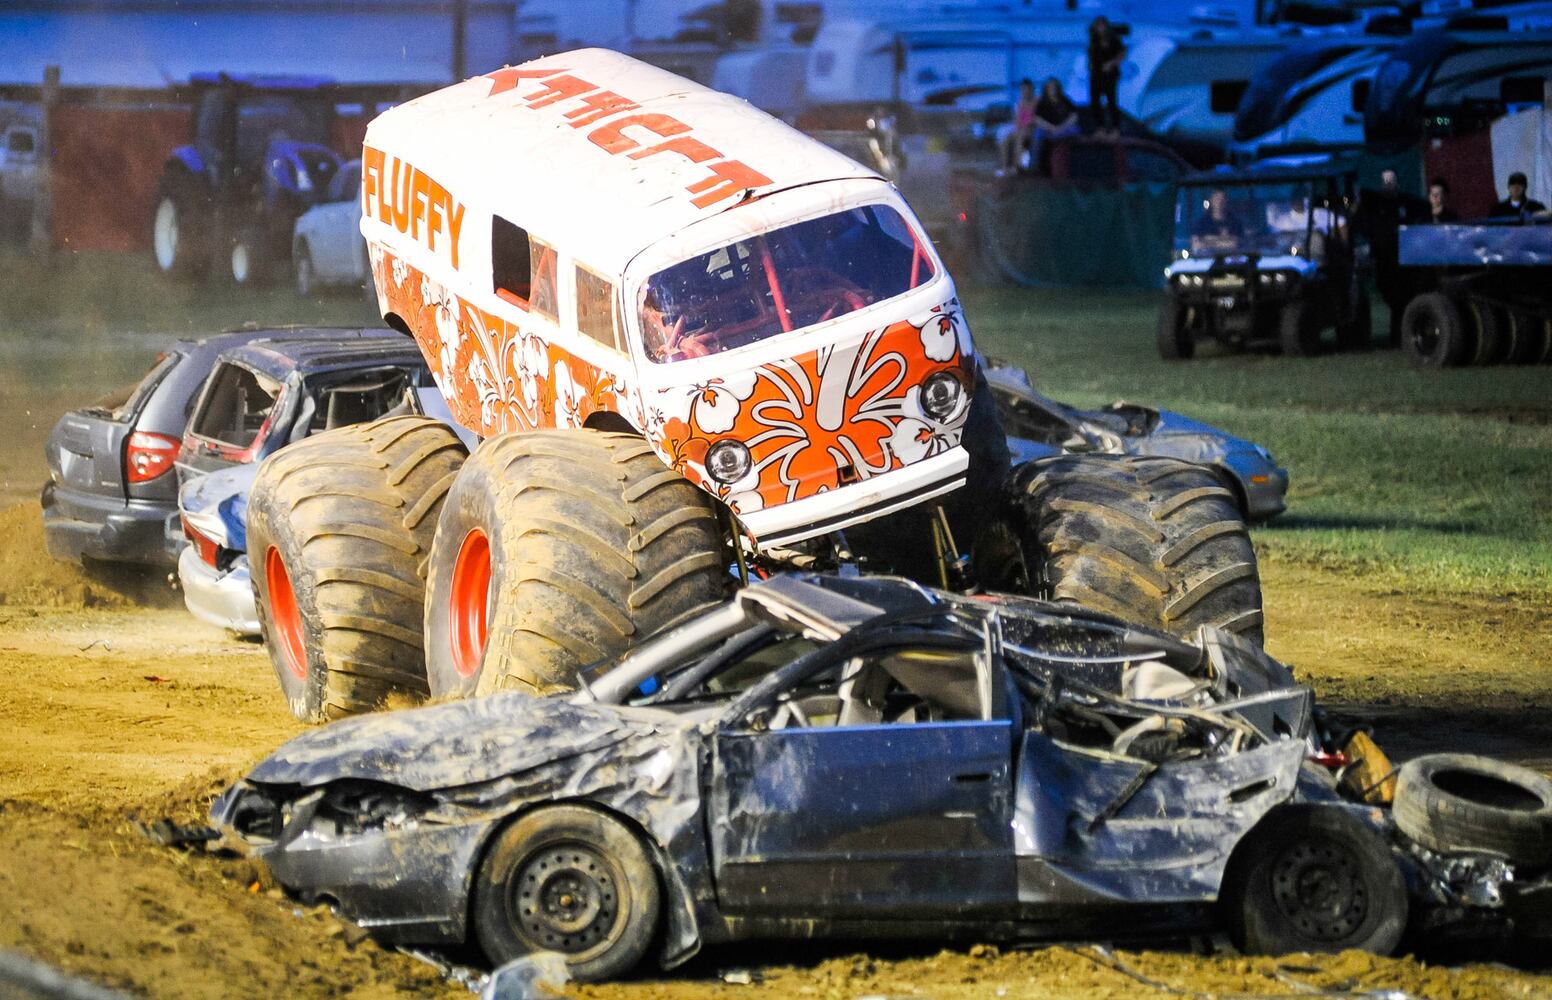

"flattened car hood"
[247,693,688,791]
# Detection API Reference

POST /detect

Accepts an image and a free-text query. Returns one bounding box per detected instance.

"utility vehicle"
[1158,157,1368,359]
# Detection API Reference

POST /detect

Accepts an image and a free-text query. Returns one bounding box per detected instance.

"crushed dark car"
[214,573,1552,981]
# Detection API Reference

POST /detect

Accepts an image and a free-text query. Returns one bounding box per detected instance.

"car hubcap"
[154,199,177,270]
[265,547,308,681]
[448,528,492,678]
[515,845,619,954]
[1271,841,1367,942]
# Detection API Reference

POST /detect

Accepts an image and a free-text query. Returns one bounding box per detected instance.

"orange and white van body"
[362,48,978,549]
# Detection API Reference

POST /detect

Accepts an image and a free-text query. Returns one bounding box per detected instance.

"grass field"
[4,248,1549,601]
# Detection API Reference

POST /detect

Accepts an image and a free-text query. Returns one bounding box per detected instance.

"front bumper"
[178,546,260,636]
[1219,452,1289,522]
[213,783,493,947]
[40,481,178,567]
[738,447,969,549]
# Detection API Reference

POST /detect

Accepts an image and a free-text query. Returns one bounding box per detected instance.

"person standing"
[1490,171,1547,221]
[1356,169,1427,345]
[1087,16,1125,135]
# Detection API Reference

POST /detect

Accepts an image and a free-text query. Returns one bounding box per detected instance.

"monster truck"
[247,49,1262,721]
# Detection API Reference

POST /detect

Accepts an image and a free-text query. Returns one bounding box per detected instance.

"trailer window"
[638,204,934,363]
[576,265,621,351]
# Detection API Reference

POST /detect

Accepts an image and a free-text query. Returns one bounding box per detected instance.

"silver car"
[988,365,1288,521]
[178,463,259,635]
[291,159,368,297]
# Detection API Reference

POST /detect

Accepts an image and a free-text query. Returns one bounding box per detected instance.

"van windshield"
[638,204,934,363]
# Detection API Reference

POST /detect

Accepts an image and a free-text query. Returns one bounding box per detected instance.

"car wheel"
[1400,293,1469,367]
[1393,753,1552,866]
[1278,301,1321,357]
[230,228,264,286]
[1156,299,1193,360]
[473,805,660,982]
[1223,806,1407,957]
[294,243,315,297]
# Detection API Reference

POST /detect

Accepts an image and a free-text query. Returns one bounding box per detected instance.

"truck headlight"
[706,440,752,485]
[920,371,965,422]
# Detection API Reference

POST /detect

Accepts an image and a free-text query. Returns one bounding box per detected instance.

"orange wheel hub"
[265,546,308,681]
[449,528,492,678]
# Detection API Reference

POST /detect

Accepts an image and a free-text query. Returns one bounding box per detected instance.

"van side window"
[575,265,620,350]
[191,363,282,449]
[531,238,559,321]
[492,215,532,305]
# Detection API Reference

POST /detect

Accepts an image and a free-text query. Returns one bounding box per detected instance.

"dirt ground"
[2,496,1551,1000]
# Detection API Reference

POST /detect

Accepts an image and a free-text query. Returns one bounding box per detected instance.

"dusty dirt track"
[2,499,1552,999]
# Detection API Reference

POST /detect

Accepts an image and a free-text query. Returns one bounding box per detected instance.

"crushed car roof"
[219,335,426,381]
[364,47,882,277]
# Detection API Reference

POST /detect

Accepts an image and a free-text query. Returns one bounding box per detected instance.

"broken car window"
[190,363,282,449]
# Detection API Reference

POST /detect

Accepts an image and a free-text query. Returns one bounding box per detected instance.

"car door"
[707,638,1016,920]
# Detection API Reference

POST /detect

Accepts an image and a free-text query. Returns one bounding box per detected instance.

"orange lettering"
[565,90,640,128]
[390,158,412,233]
[523,74,596,109]
[362,145,384,219]
[629,135,721,164]
[409,169,430,240]
[445,194,466,270]
[484,65,563,97]
[587,113,688,155]
[687,160,773,208]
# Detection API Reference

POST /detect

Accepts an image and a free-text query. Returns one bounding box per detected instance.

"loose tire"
[1467,300,1505,366]
[473,805,660,982]
[1223,806,1407,957]
[294,242,315,297]
[1279,301,1321,357]
[980,454,1264,644]
[1393,753,1552,865]
[151,172,207,279]
[1401,293,1469,367]
[423,430,726,698]
[249,415,467,722]
[1156,299,1194,360]
[1335,286,1372,352]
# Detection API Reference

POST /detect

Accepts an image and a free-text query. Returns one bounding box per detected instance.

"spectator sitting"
[1427,178,1459,224]
[1489,171,1547,222]
[1028,77,1079,174]
[998,79,1038,176]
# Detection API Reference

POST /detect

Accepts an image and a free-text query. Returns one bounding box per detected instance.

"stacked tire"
[1403,293,1552,367]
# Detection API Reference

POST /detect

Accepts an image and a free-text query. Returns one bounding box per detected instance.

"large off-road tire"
[423,429,727,698]
[1393,753,1552,866]
[1467,299,1505,366]
[1156,298,1194,360]
[249,415,467,722]
[1401,292,1469,367]
[150,171,208,279]
[229,226,267,286]
[473,805,661,982]
[1279,300,1321,357]
[1501,309,1543,365]
[1222,806,1407,957]
[978,454,1264,644]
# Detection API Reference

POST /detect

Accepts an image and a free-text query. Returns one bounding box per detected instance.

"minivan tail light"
[126,431,179,483]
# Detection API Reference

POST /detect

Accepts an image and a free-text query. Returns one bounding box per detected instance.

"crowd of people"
[996,15,1126,176]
